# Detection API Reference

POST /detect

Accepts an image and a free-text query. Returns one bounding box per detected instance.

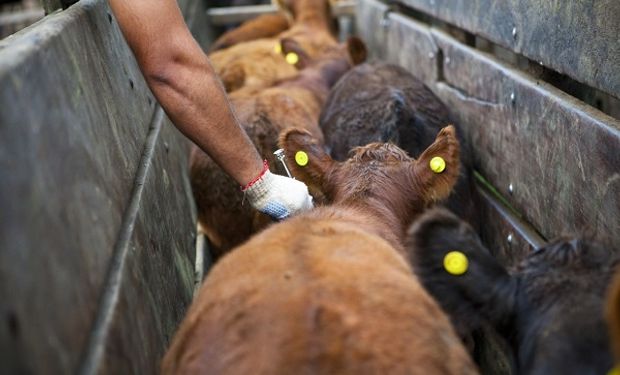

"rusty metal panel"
[392,0,620,100]
[358,0,620,254]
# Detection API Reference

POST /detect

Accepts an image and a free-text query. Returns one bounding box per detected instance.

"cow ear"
[407,208,517,336]
[279,37,311,69]
[345,36,367,65]
[279,128,336,194]
[412,125,460,204]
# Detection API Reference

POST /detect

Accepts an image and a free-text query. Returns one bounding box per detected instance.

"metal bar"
[475,177,547,250]
[206,1,357,25]
[207,4,278,25]
[0,8,44,27]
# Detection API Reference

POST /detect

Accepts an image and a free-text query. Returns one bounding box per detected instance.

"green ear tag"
[295,151,309,166]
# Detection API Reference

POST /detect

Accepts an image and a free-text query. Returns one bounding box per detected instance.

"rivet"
[445,57,451,65]
[512,26,517,39]
[164,142,169,153]
[428,52,434,59]
[507,233,513,244]
[510,92,515,104]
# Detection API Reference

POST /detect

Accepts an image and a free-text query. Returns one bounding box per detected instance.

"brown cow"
[409,208,618,374]
[607,269,620,370]
[190,37,366,260]
[209,0,338,92]
[163,125,477,374]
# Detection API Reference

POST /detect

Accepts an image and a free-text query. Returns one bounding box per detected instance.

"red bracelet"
[241,160,269,191]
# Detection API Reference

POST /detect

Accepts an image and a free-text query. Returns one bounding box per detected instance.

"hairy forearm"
[108,0,262,186]
[146,54,263,185]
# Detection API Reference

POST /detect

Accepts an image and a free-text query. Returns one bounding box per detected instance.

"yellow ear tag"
[443,251,468,276]
[608,366,620,375]
[429,156,446,173]
[295,151,309,166]
[285,52,299,65]
[274,43,282,54]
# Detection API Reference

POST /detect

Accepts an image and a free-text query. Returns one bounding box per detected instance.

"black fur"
[408,208,617,374]
[319,62,479,229]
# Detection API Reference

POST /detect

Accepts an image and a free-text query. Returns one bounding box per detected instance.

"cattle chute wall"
[0,0,215,373]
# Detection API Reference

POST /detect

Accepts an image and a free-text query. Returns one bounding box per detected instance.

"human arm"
[107,0,312,217]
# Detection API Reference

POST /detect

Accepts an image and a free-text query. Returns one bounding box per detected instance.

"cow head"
[408,208,617,374]
[279,125,460,231]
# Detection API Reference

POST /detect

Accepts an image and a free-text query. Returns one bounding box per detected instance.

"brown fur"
[190,38,366,260]
[163,126,477,374]
[608,268,620,365]
[283,126,460,255]
[209,0,338,92]
[210,13,292,53]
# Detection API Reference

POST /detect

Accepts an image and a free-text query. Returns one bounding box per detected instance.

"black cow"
[319,62,478,228]
[408,208,617,374]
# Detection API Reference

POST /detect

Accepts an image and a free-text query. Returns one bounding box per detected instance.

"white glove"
[244,169,313,220]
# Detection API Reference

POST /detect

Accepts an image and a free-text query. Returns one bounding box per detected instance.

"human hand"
[244,169,313,220]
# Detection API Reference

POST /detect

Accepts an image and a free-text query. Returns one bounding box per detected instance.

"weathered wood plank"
[432,30,620,251]
[355,0,389,59]
[207,4,279,25]
[79,1,210,373]
[0,8,43,26]
[358,0,620,253]
[392,0,620,100]
[0,0,201,373]
[206,1,356,25]
[39,0,77,13]
[0,2,153,373]
[356,0,437,87]
[95,120,196,375]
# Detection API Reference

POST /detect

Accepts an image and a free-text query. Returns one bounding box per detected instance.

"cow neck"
[281,58,349,106]
[291,0,330,29]
[336,196,416,255]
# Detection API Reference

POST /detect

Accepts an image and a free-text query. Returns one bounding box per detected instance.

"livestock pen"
[0,0,618,374]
